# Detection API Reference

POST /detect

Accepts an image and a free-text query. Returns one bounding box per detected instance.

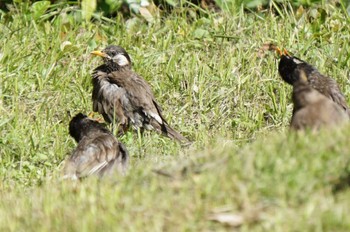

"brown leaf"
[296,5,305,19]
[257,42,278,58]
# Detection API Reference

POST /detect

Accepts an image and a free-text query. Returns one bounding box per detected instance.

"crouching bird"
[277,48,350,117]
[63,113,129,180]
[290,69,348,130]
[90,45,189,143]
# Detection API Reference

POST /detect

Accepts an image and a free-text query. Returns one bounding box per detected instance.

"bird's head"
[69,113,107,142]
[69,113,89,142]
[91,45,132,70]
[274,48,308,85]
[273,47,314,86]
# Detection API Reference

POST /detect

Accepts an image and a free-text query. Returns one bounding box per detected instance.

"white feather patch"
[113,54,129,66]
[148,111,163,124]
[88,161,108,175]
[293,58,303,64]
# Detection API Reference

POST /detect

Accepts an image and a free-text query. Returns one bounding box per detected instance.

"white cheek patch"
[113,54,129,66]
[293,58,303,64]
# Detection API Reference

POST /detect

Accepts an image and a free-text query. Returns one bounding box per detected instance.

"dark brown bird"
[277,48,350,116]
[63,113,129,180]
[290,69,348,130]
[90,45,188,143]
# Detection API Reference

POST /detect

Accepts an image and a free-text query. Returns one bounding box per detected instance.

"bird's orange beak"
[275,47,283,57]
[283,48,290,56]
[87,112,105,123]
[275,47,291,57]
[91,50,108,58]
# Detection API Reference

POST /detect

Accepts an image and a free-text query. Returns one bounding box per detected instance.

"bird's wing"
[310,73,349,112]
[108,70,166,125]
[108,70,188,142]
[64,134,124,179]
[92,70,128,123]
[92,65,110,111]
[328,83,349,112]
[128,77,188,142]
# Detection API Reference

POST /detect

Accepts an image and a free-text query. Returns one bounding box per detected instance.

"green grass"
[1,3,350,231]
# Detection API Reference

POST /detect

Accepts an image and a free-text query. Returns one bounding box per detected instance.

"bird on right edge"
[276,48,350,117]
[290,69,348,130]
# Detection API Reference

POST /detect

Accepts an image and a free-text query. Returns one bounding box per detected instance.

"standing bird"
[277,48,350,116]
[63,113,129,180]
[90,45,188,143]
[290,69,348,130]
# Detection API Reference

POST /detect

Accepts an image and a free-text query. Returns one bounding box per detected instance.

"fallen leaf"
[209,206,264,227]
[296,5,305,19]
[60,41,72,52]
[209,213,245,227]
[139,7,154,23]
[257,42,278,58]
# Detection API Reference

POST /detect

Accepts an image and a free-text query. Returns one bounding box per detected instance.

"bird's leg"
[136,128,145,158]
[115,123,129,137]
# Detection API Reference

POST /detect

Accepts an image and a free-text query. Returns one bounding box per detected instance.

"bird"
[290,69,348,130]
[276,48,350,117]
[90,45,189,143]
[63,113,129,180]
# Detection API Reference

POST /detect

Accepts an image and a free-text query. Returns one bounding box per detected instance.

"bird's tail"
[151,120,190,145]
[163,123,190,144]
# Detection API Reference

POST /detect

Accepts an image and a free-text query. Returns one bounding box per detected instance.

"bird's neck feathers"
[93,62,131,76]
[292,69,317,108]
[297,63,317,76]
[106,61,131,72]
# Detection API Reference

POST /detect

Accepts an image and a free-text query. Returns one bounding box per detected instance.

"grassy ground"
[1,3,350,231]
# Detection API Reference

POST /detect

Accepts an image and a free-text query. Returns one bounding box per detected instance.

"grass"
[1,2,350,231]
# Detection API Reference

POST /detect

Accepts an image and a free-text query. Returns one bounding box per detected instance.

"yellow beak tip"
[90,51,107,57]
